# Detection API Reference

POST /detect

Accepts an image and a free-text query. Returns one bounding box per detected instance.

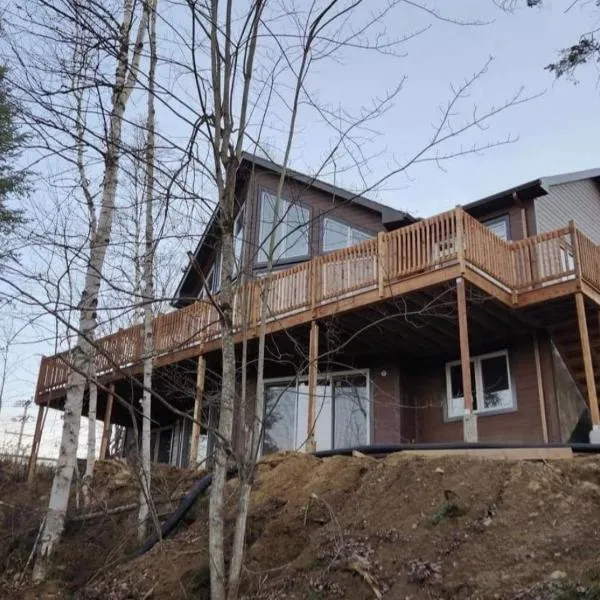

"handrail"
[35,210,600,397]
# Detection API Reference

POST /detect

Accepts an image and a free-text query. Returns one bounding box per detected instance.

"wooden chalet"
[29,156,600,469]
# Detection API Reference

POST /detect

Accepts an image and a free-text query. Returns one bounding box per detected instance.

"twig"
[20,516,45,582]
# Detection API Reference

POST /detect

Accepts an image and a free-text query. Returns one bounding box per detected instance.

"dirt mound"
[76,453,600,600]
[0,459,202,599]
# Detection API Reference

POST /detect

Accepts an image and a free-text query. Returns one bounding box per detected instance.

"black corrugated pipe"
[137,442,600,556]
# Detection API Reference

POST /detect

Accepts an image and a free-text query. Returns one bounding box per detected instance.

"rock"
[549,570,567,580]
[528,481,541,492]
[435,467,444,474]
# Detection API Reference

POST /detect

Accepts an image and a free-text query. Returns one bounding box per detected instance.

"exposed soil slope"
[3,453,600,599]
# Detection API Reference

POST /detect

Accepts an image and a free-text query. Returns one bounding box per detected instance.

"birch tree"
[138,0,158,542]
[23,0,153,580]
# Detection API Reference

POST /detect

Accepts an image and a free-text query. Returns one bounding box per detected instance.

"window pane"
[333,374,368,448]
[351,228,372,245]
[448,362,476,416]
[263,386,297,454]
[324,218,349,252]
[481,354,511,410]
[483,217,508,241]
[298,381,332,451]
[259,192,309,261]
[283,203,310,259]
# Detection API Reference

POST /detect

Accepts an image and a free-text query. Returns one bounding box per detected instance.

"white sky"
[1,0,599,458]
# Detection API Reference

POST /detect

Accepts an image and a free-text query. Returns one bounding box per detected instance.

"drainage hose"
[137,442,600,556]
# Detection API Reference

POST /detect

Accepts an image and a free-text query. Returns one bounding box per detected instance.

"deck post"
[307,320,319,452]
[532,332,549,443]
[27,404,47,483]
[190,355,206,466]
[456,276,477,442]
[575,292,600,440]
[99,383,115,459]
[455,206,465,272]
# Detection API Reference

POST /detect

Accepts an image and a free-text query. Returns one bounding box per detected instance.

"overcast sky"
[2,0,599,458]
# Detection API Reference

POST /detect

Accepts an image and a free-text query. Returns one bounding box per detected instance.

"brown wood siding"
[535,179,600,243]
[405,336,546,443]
[466,198,535,241]
[247,168,383,271]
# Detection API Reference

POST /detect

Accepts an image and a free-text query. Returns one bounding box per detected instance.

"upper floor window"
[199,207,244,298]
[445,350,514,419]
[258,190,310,263]
[323,217,372,252]
[482,215,508,241]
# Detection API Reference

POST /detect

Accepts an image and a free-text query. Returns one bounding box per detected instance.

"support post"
[307,321,319,452]
[456,277,477,442]
[27,405,46,483]
[455,206,465,272]
[532,332,549,443]
[575,292,600,441]
[99,383,115,460]
[190,355,206,466]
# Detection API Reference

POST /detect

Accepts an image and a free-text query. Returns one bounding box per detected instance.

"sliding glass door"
[263,371,369,454]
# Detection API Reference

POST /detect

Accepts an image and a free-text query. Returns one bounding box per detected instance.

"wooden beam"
[575,292,600,427]
[400,447,572,461]
[99,383,115,459]
[27,405,47,483]
[532,332,549,443]
[456,277,477,442]
[189,356,206,466]
[307,321,319,452]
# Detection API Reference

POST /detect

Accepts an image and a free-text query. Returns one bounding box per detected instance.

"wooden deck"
[35,207,600,402]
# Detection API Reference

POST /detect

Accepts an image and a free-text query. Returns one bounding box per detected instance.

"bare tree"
[138,0,158,542]
[17,0,154,580]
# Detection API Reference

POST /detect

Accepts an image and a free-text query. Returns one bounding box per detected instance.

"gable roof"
[173,153,415,306]
[240,152,414,227]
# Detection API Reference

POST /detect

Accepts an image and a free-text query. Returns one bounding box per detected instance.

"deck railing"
[36,208,600,397]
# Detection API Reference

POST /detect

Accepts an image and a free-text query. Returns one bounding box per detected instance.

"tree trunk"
[32,0,151,581]
[138,0,158,543]
[81,372,97,507]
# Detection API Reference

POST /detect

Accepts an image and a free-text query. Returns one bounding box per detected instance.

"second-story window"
[482,215,509,240]
[258,190,310,263]
[323,217,372,252]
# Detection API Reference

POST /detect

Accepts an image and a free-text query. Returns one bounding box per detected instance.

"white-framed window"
[258,190,310,263]
[323,217,372,252]
[445,350,514,419]
[262,370,370,454]
[482,215,509,241]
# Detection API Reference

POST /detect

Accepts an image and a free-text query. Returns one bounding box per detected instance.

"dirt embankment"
[3,453,600,599]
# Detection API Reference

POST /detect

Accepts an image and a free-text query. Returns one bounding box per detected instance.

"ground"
[2,452,600,599]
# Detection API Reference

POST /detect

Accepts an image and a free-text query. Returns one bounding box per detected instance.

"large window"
[323,217,372,252]
[262,371,369,454]
[258,191,310,263]
[445,350,513,419]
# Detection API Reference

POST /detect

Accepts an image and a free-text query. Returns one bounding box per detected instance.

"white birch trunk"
[81,372,97,507]
[138,0,158,543]
[32,0,151,581]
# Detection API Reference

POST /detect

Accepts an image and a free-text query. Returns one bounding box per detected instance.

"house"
[29,155,600,471]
